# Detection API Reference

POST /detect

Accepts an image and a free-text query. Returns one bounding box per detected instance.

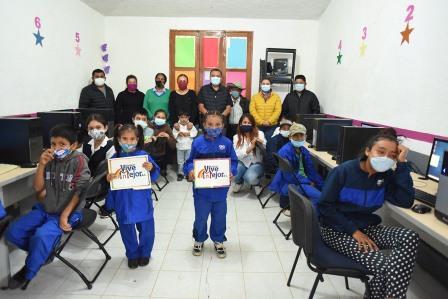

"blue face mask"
[120,142,137,153]
[261,85,271,93]
[370,156,396,172]
[205,127,222,138]
[210,76,221,86]
[294,83,305,92]
[231,90,240,98]
[291,140,305,148]
[154,117,166,126]
[54,148,72,160]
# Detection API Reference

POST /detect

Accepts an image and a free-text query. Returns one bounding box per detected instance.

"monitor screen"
[427,138,448,181]
[360,122,379,128]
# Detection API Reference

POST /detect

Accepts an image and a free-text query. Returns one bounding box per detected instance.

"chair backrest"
[273,153,295,174]
[92,160,108,178]
[83,171,107,201]
[288,184,316,256]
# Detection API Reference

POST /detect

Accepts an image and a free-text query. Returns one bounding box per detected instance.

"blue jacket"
[106,149,160,224]
[266,134,289,174]
[317,159,414,235]
[270,142,324,196]
[184,134,238,199]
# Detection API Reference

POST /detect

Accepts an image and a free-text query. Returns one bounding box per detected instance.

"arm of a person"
[190,126,198,138]
[183,140,197,176]
[165,127,177,149]
[222,94,233,117]
[258,131,267,149]
[172,127,180,139]
[33,164,46,193]
[78,88,90,108]
[197,88,207,114]
[147,154,161,182]
[385,162,415,208]
[311,93,321,114]
[60,194,81,222]
[222,105,232,117]
[114,94,123,123]
[249,98,262,125]
[317,167,358,235]
[233,135,248,160]
[268,96,282,125]
[281,95,290,118]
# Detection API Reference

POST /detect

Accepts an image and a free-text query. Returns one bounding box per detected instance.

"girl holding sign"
[106,124,160,269]
[184,111,238,258]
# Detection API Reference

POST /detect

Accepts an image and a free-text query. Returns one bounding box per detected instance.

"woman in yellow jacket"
[249,78,282,139]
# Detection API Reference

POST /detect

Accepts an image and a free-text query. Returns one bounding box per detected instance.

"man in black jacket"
[79,69,115,112]
[282,74,320,120]
[226,81,249,139]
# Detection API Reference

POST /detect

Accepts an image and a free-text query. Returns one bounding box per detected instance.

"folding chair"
[256,143,277,208]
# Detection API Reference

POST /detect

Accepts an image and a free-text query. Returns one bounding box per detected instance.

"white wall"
[104,17,319,98]
[0,0,104,116]
[315,0,448,153]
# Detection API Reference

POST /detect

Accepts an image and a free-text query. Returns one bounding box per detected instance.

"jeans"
[234,161,264,186]
[177,149,191,174]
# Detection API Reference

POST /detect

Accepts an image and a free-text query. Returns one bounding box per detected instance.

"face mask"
[88,129,106,140]
[240,124,253,133]
[370,156,396,172]
[231,90,240,98]
[154,117,166,126]
[210,76,221,86]
[134,119,148,129]
[291,140,305,148]
[119,142,137,153]
[54,148,72,160]
[205,127,222,138]
[127,83,137,92]
[261,85,271,93]
[155,80,164,88]
[178,81,188,90]
[294,83,305,92]
[94,77,105,87]
[280,130,290,138]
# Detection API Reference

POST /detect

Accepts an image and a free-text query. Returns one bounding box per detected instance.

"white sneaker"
[254,185,263,196]
[232,183,242,193]
[192,241,204,256]
[282,209,291,217]
[214,242,226,258]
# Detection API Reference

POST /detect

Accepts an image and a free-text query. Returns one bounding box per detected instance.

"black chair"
[287,185,371,298]
[0,215,12,238]
[144,138,170,192]
[256,144,277,208]
[84,160,119,246]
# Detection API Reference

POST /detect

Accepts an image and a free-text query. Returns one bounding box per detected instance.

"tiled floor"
[2,172,448,299]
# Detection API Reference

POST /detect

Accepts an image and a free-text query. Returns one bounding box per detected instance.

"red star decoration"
[400,23,414,45]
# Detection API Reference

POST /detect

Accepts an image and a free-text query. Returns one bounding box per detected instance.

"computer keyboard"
[414,188,436,206]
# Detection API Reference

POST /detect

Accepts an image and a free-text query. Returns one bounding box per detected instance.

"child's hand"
[107,170,119,182]
[187,122,193,130]
[39,149,54,166]
[142,162,153,171]
[158,132,169,138]
[59,214,72,232]
[173,123,180,131]
[188,170,195,181]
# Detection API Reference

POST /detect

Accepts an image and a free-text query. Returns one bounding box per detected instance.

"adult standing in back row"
[143,73,171,121]
[79,69,115,112]
[281,74,320,120]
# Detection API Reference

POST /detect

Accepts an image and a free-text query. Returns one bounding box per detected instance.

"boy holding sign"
[184,111,238,258]
[106,124,160,269]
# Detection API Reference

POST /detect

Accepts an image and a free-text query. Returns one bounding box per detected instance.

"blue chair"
[287,185,372,298]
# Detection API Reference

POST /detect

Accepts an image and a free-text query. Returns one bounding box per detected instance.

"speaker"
[435,151,448,225]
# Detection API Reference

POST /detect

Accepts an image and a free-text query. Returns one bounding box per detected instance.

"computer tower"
[37,111,82,148]
[0,117,42,166]
[336,126,383,164]
[312,118,352,151]
[435,151,448,225]
[296,114,326,142]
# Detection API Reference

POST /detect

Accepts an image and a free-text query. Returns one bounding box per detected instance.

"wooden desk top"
[0,165,37,188]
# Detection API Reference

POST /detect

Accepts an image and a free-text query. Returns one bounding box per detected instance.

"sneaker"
[128,258,139,269]
[214,242,226,258]
[232,183,242,193]
[177,174,184,181]
[282,209,291,217]
[192,241,204,256]
[8,266,30,290]
[138,257,150,267]
[254,185,263,196]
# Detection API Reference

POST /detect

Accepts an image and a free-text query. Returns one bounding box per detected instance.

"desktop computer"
[312,118,353,151]
[37,111,82,148]
[295,114,326,142]
[426,138,448,182]
[336,126,384,164]
[435,151,448,225]
[0,117,43,166]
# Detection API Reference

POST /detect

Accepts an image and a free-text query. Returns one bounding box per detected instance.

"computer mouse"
[411,204,431,214]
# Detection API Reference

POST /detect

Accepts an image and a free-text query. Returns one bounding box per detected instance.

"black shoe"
[138,257,150,267]
[177,174,184,181]
[128,259,139,269]
[8,266,30,290]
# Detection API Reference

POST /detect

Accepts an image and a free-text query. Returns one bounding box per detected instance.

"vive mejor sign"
[108,156,151,190]
[193,158,231,189]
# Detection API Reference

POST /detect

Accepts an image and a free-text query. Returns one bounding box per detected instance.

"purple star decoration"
[103,66,110,74]
[101,43,107,52]
[102,54,109,62]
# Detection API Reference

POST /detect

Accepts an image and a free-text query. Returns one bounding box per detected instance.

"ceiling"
[80,0,331,19]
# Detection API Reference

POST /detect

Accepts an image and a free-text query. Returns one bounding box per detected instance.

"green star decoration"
[337,51,343,64]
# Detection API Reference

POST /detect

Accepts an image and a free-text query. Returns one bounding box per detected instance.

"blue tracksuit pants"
[5,204,81,280]
[118,219,155,259]
[193,190,227,243]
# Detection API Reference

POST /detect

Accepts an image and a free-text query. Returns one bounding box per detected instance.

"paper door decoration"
[226,37,247,69]
[175,36,195,67]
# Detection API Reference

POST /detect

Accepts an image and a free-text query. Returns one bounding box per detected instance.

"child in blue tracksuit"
[106,124,160,269]
[184,111,238,258]
[270,123,324,216]
[6,124,91,289]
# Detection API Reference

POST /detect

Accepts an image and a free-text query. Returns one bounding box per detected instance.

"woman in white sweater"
[232,113,266,195]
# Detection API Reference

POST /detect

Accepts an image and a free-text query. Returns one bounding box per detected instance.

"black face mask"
[155,80,164,88]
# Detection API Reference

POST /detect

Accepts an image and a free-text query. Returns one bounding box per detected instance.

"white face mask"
[280,130,290,138]
[134,119,148,129]
[370,156,396,172]
[94,77,106,87]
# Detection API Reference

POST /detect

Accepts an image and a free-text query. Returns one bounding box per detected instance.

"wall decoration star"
[400,23,414,45]
[33,30,44,47]
[337,52,343,64]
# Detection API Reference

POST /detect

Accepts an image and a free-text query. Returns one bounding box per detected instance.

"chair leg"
[362,277,370,298]
[156,175,169,191]
[345,276,350,290]
[54,251,92,289]
[273,209,291,238]
[152,189,159,201]
[93,202,119,247]
[287,247,302,286]
[309,273,322,299]
[259,191,276,209]
[285,230,292,240]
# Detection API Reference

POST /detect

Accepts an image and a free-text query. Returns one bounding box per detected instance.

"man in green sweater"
[143,73,171,120]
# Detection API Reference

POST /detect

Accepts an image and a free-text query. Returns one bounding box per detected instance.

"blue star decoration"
[33,30,44,47]
[337,51,343,64]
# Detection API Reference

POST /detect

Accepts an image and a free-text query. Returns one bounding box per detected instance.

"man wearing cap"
[269,122,324,216]
[265,117,293,174]
[227,81,250,139]
[282,74,320,120]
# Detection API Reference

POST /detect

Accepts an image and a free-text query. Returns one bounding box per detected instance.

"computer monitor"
[37,111,82,148]
[336,126,384,164]
[426,138,448,182]
[360,122,379,128]
[296,114,326,142]
[312,118,353,151]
